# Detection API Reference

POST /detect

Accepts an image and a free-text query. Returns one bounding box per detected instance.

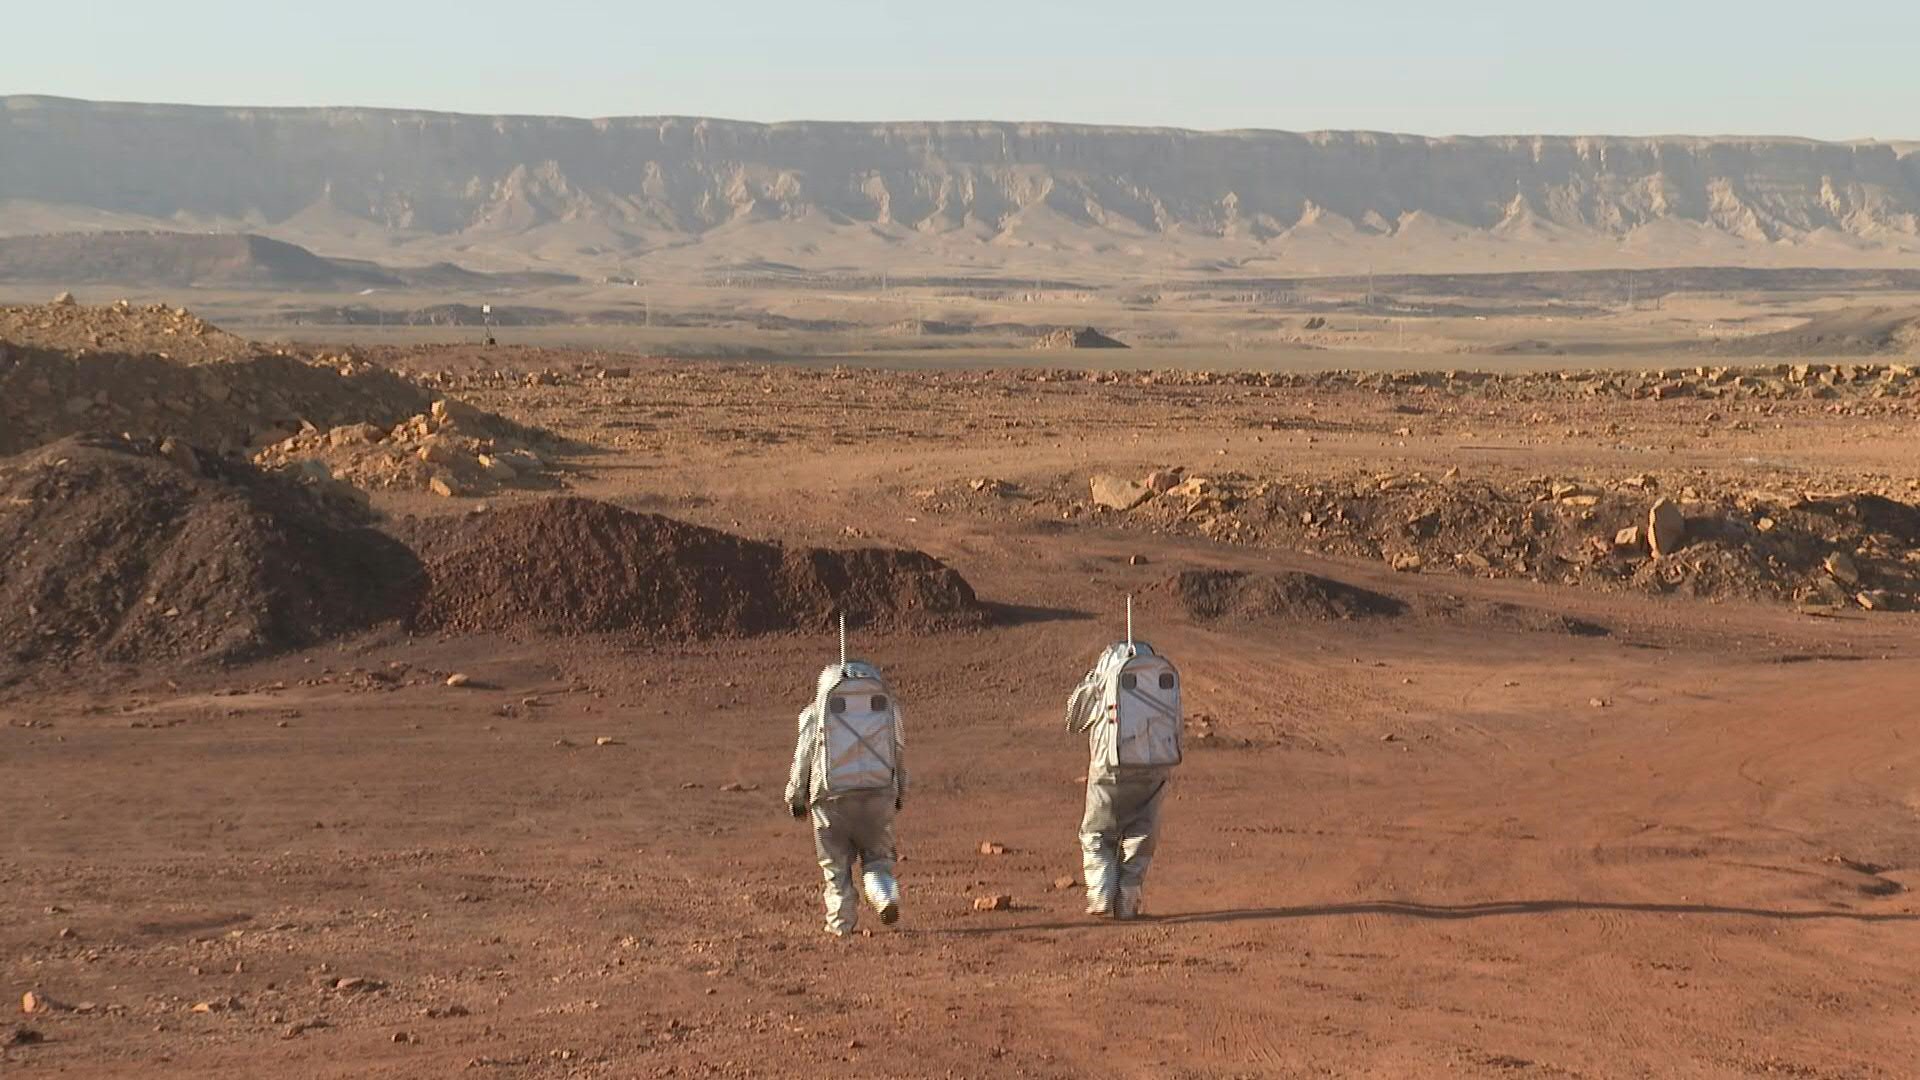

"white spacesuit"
[786,660,907,936]
[1066,640,1182,919]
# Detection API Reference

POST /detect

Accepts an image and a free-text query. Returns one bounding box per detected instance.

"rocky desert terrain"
[2,295,1917,1078]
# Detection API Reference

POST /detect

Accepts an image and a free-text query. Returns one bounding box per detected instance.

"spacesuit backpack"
[812,654,903,796]
[1069,639,1183,770]
[1067,599,1182,768]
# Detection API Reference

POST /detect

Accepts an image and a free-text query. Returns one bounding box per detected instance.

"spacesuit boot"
[863,868,901,925]
[1116,884,1144,920]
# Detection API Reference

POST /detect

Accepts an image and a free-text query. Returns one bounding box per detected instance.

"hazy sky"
[7,0,1917,139]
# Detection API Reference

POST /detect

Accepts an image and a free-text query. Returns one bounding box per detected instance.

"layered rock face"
[3,96,1917,272]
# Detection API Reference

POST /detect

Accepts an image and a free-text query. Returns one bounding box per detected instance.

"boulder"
[476,455,518,482]
[1825,551,1861,586]
[1090,475,1153,512]
[328,422,382,449]
[1648,498,1686,558]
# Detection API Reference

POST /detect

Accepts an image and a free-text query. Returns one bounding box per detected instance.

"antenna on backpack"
[838,610,848,669]
[1126,594,1134,653]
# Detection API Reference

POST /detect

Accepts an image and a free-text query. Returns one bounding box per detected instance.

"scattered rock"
[595,736,621,746]
[1613,525,1643,550]
[445,673,472,688]
[971,894,1013,912]
[978,841,1007,856]
[1052,875,1077,891]
[1166,477,1217,500]
[333,977,383,994]
[1648,498,1687,558]
[1390,553,1424,573]
[1089,474,1153,512]
[1144,469,1183,494]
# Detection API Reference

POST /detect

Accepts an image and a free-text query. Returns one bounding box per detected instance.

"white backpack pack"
[812,620,903,795]
[1066,602,1183,770]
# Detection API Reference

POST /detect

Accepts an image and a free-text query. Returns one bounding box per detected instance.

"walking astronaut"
[1065,616,1182,919]
[785,629,907,936]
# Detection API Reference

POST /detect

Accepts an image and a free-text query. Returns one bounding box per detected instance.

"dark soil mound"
[1167,568,1405,623]
[0,435,421,681]
[409,497,986,638]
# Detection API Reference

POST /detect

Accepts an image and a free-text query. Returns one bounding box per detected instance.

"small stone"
[445,673,471,688]
[428,475,460,498]
[283,1018,328,1039]
[333,977,383,993]
[1757,516,1776,532]
[1856,590,1892,611]
[393,1031,414,1044]
[1561,494,1600,508]
[978,841,1007,856]
[1648,498,1687,558]
[1613,525,1642,549]
[51,291,76,306]
[1589,698,1608,708]
[1128,554,1147,566]
[1389,553,1423,573]
[1053,875,1077,891]
[21,991,51,1015]
[595,736,621,746]
[1143,469,1182,494]
[1824,551,1861,586]
[972,894,1013,912]
[158,436,198,473]
[1458,552,1492,570]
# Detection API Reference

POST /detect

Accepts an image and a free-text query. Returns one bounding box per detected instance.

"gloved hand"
[790,803,807,819]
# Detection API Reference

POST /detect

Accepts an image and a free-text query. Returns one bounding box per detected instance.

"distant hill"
[3,96,1919,277]
[0,230,579,290]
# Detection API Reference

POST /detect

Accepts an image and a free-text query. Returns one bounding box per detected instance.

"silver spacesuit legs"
[1079,772,1170,919]
[811,790,900,935]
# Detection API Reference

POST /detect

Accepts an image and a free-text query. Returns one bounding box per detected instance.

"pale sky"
[7,0,1918,139]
